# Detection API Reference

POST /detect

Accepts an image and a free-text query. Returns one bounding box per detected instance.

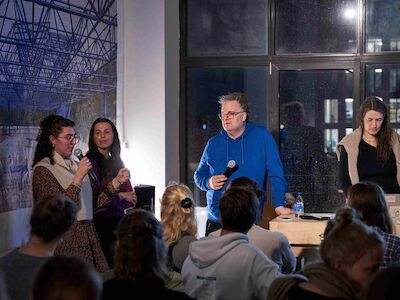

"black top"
[339,139,400,195]
[101,278,194,300]
[287,284,346,300]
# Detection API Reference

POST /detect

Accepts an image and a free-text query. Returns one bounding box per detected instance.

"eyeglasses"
[218,111,244,119]
[57,134,80,143]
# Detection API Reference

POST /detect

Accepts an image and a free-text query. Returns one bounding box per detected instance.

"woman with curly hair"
[32,115,130,272]
[337,96,400,196]
[160,183,197,273]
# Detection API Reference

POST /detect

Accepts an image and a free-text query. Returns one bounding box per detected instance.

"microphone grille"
[73,148,83,157]
[227,160,236,168]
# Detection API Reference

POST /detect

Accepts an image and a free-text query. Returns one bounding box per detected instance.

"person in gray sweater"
[209,176,296,274]
[182,187,280,300]
[0,194,77,300]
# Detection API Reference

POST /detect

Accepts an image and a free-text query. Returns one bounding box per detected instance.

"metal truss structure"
[0,0,117,111]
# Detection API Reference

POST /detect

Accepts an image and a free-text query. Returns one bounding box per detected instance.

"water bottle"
[294,192,304,218]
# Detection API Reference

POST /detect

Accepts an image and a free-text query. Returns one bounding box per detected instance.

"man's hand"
[275,205,293,216]
[208,175,228,190]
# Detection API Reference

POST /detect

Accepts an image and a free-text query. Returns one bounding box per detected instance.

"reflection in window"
[389,98,400,123]
[324,99,338,123]
[186,0,268,56]
[366,64,400,101]
[275,0,357,54]
[345,128,353,135]
[366,64,400,132]
[186,67,268,206]
[390,69,400,92]
[390,39,400,51]
[324,129,339,154]
[345,98,353,122]
[279,69,352,213]
[367,38,383,52]
[366,0,400,53]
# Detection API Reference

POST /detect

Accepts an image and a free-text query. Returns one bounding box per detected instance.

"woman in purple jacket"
[86,117,137,266]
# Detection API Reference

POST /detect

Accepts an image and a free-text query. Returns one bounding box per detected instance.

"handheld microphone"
[223,160,238,178]
[73,149,97,183]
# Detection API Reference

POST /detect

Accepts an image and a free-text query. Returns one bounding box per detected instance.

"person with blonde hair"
[161,183,197,272]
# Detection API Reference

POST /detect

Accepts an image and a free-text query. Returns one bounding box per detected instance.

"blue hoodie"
[194,121,286,223]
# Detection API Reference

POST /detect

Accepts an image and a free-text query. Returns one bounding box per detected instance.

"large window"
[279,69,353,212]
[275,0,358,54]
[181,0,400,216]
[366,0,400,52]
[186,0,268,56]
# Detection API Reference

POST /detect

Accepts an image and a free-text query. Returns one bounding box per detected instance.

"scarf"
[34,151,93,221]
[303,262,359,299]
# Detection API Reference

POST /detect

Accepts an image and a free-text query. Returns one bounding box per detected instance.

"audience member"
[361,265,400,300]
[268,207,384,300]
[86,117,137,266]
[348,181,400,267]
[0,194,77,300]
[32,256,102,300]
[182,187,280,300]
[209,176,296,273]
[32,115,113,272]
[161,183,197,272]
[101,209,193,300]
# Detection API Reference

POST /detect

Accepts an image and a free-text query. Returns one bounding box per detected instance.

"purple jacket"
[89,157,134,218]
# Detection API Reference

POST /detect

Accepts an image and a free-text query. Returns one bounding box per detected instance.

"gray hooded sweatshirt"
[182,232,280,300]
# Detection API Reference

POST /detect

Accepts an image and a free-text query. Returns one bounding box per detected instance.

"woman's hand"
[112,168,131,190]
[73,157,92,187]
[118,191,138,206]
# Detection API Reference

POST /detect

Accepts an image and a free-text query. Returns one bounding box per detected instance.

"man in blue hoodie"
[194,92,290,235]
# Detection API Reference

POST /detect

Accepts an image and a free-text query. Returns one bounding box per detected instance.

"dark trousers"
[93,215,122,268]
[206,219,222,236]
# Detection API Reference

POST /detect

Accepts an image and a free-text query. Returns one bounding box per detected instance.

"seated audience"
[348,181,400,267]
[161,183,197,272]
[268,207,384,300]
[209,176,296,273]
[182,188,280,300]
[101,209,193,299]
[0,194,77,300]
[32,256,102,300]
[361,265,400,300]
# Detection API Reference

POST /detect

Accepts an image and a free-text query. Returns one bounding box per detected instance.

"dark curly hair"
[30,194,77,242]
[86,118,124,182]
[32,115,75,166]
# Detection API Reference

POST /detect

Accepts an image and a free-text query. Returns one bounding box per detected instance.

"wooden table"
[270,213,400,256]
[269,213,334,256]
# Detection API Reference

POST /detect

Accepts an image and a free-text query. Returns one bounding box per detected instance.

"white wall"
[117,0,180,218]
